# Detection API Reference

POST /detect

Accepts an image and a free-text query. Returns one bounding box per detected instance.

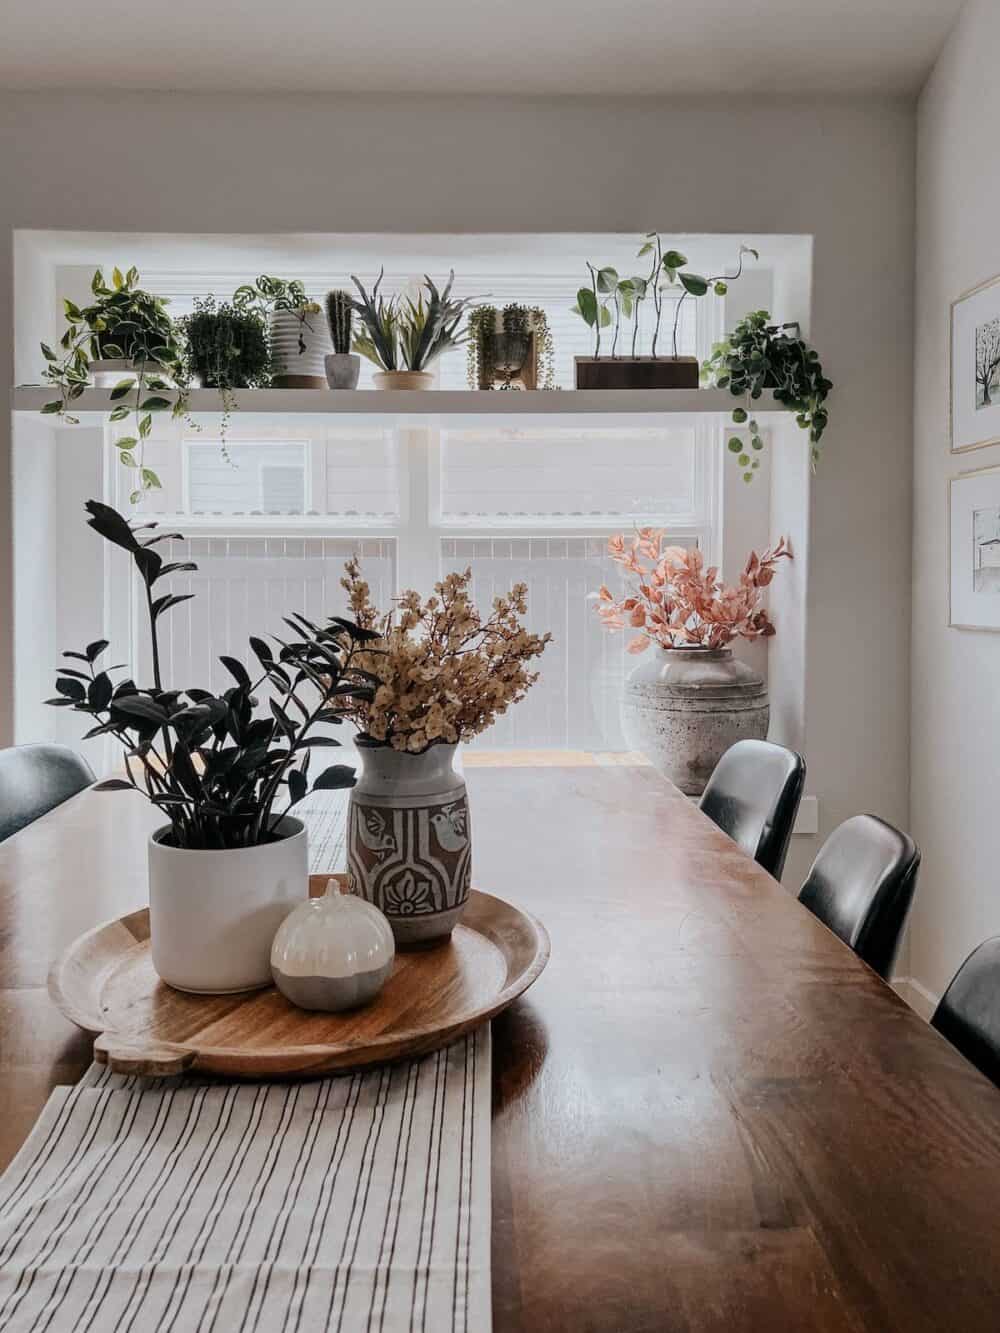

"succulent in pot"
[595,529,791,795]
[324,290,360,389]
[333,560,552,945]
[46,500,376,993]
[40,266,184,502]
[233,274,330,388]
[350,269,481,390]
[466,304,555,390]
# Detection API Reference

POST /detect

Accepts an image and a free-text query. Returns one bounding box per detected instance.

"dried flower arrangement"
[336,562,552,752]
[596,528,791,652]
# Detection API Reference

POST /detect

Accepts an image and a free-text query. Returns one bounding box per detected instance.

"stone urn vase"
[346,743,470,948]
[621,646,768,796]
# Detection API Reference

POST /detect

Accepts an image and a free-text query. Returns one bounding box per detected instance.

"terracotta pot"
[372,370,434,390]
[147,816,308,993]
[347,743,470,948]
[621,646,768,796]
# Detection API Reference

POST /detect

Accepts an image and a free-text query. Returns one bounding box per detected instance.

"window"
[106,245,723,752]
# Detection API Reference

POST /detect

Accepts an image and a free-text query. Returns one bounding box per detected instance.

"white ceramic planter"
[148,816,309,994]
[268,308,332,388]
[347,744,470,947]
[621,646,769,796]
[90,357,168,387]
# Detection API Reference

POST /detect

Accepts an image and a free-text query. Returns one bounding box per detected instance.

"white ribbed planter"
[347,744,471,948]
[148,816,308,994]
[621,646,768,796]
[268,309,332,388]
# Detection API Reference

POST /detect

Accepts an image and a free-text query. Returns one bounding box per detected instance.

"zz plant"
[41,266,183,502]
[47,501,377,850]
[702,310,833,481]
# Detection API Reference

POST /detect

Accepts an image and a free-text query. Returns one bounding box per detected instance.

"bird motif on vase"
[430,803,469,854]
[355,806,397,860]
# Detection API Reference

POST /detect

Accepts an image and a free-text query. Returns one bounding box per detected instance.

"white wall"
[911,0,1000,1000]
[0,92,916,883]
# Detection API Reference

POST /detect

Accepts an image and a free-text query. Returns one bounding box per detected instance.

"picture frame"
[949,463,1000,631]
[951,271,1000,454]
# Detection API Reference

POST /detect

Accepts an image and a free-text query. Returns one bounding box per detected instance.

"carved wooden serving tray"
[48,874,549,1079]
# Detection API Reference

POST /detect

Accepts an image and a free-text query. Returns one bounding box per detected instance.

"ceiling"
[1,0,964,96]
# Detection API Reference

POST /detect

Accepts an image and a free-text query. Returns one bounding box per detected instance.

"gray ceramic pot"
[621,646,768,796]
[324,352,361,389]
[346,743,470,947]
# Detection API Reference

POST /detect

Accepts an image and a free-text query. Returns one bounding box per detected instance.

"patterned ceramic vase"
[347,743,471,948]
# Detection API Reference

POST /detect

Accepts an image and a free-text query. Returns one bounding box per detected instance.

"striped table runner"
[0,795,492,1332]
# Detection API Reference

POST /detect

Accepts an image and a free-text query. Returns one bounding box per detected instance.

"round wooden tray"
[48,874,549,1079]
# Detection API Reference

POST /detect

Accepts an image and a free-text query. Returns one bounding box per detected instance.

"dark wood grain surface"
[3,763,1000,1331]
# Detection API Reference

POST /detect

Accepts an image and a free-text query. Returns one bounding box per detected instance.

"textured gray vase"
[347,743,470,948]
[621,646,768,796]
[324,352,361,389]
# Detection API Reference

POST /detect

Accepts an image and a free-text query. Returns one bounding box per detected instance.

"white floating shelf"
[12,386,784,424]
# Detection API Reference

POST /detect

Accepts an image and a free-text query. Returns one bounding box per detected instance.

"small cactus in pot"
[324,290,360,389]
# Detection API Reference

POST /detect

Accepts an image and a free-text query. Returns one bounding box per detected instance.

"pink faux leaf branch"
[596,528,791,652]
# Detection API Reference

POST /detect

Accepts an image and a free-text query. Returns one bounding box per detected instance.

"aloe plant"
[350,270,479,372]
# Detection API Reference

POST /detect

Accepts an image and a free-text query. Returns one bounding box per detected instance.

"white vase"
[347,744,470,947]
[621,646,769,796]
[148,816,309,993]
[268,308,332,388]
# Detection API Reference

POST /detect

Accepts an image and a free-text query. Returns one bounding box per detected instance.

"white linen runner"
[0,795,492,1332]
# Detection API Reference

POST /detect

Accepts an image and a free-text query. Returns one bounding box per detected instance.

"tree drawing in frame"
[976,317,1000,409]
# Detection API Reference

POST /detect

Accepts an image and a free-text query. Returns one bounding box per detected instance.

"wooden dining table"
[3,758,1000,1331]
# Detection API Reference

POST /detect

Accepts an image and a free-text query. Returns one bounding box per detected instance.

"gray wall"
[912,0,1000,999]
[0,92,916,883]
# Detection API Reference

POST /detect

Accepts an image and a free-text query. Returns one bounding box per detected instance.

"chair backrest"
[797,814,919,979]
[0,744,95,843]
[932,938,1000,1089]
[698,739,805,879]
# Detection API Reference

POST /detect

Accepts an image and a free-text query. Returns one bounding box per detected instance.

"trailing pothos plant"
[701,310,833,481]
[572,238,757,359]
[40,267,184,502]
[46,500,378,850]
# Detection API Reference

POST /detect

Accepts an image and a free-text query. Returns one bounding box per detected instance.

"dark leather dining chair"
[931,938,1000,1089]
[698,739,805,879]
[0,743,95,843]
[797,815,919,979]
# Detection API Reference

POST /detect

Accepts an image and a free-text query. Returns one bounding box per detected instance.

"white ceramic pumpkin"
[270,878,395,1011]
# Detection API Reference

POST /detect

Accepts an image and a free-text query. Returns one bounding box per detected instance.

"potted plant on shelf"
[702,310,832,480]
[572,238,757,390]
[350,269,480,389]
[324,289,360,389]
[46,500,372,994]
[595,529,790,795]
[333,559,551,946]
[466,304,556,390]
[233,275,331,389]
[40,266,183,502]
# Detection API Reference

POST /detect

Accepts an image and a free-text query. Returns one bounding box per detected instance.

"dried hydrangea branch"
[596,528,790,652]
[337,560,552,752]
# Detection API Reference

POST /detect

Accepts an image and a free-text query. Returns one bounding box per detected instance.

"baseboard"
[891,976,940,1022]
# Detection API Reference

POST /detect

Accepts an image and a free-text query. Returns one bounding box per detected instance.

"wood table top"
[3,762,1000,1331]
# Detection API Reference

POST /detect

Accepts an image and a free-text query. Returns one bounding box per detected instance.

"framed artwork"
[950,464,1000,630]
[952,272,1000,453]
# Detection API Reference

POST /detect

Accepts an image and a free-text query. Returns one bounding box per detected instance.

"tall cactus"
[325,290,353,354]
